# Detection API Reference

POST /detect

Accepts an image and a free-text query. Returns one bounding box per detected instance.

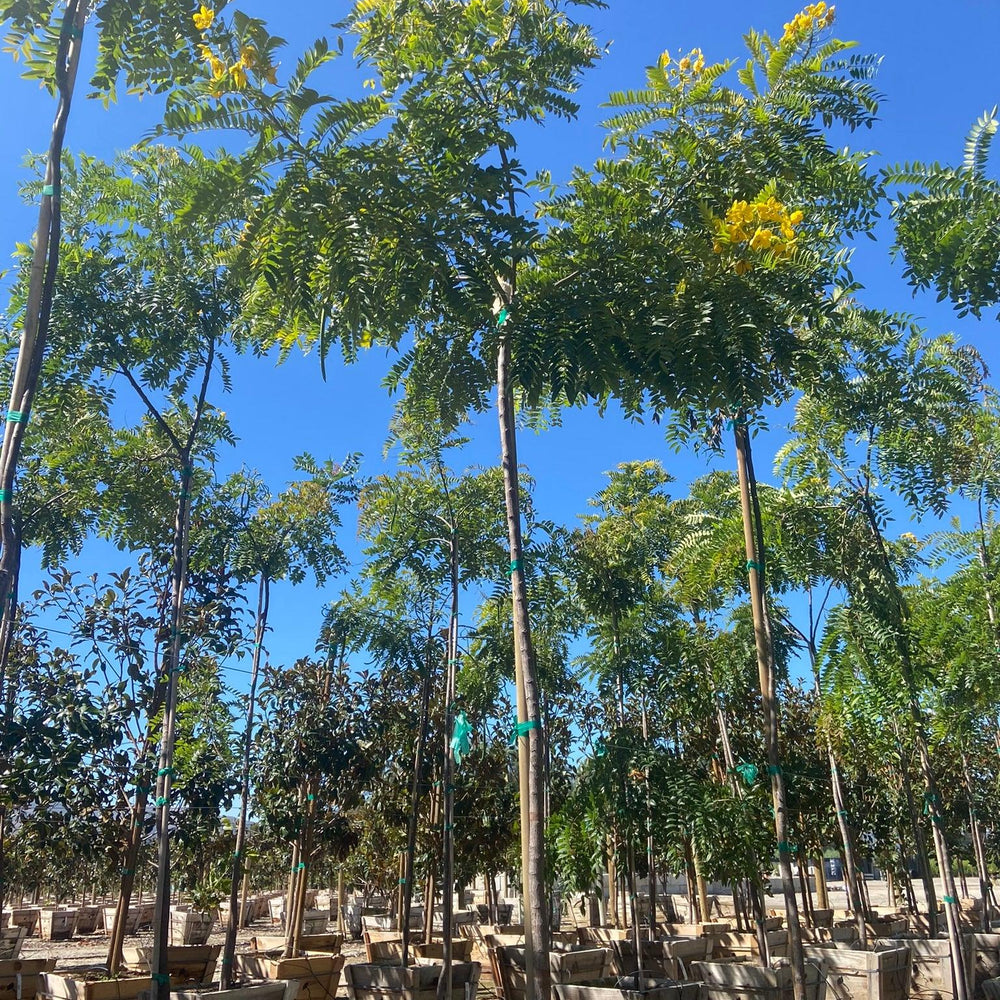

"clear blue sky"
[1,1,998,688]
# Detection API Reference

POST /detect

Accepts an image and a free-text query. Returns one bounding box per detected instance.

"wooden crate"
[973,933,1000,984]
[867,921,907,939]
[0,928,26,961]
[102,908,139,938]
[343,961,480,1000]
[803,946,910,1000]
[0,957,56,1000]
[235,952,344,1000]
[152,983,299,1000]
[659,924,731,938]
[38,973,152,1000]
[10,910,40,938]
[168,910,213,946]
[40,909,79,942]
[76,907,101,936]
[662,938,712,978]
[694,961,824,1000]
[553,978,700,1000]
[713,932,789,961]
[608,941,679,979]
[877,938,974,1000]
[251,934,343,955]
[413,940,475,963]
[123,944,220,985]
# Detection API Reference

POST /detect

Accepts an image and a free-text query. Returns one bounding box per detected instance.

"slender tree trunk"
[814,857,829,912]
[436,531,460,1000]
[733,421,805,995]
[402,625,436,966]
[220,575,269,988]
[0,1,88,919]
[497,334,549,1000]
[896,738,938,929]
[716,695,770,961]
[960,749,994,929]
[805,640,868,944]
[150,461,195,1000]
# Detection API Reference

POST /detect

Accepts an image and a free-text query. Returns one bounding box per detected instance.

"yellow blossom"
[679,56,691,72]
[229,60,248,88]
[193,4,214,31]
[734,259,753,275]
[789,209,804,225]
[239,46,258,70]
[749,228,774,251]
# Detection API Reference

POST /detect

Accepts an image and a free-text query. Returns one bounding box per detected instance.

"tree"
[889,108,1000,319]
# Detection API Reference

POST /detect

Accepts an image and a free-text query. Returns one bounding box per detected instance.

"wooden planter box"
[973,933,1000,985]
[146,984,299,1000]
[413,940,475,963]
[713,931,789,961]
[251,934,343,955]
[135,905,154,932]
[0,957,56,1000]
[803,946,910,1000]
[11,910,40,938]
[554,979,700,1000]
[343,962,480,1000]
[492,945,609,998]
[235,952,345,1000]
[103,908,140,938]
[168,909,213,946]
[811,910,835,929]
[876,938,974,1000]
[662,938,712,978]
[40,909,79,942]
[867,920,907,939]
[123,944,220,986]
[38,973,152,1000]
[694,961,824,1000]
[659,923,731,938]
[0,928,26,961]
[76,907,101,936]
[300,910,328,936]
[608,941,678,979]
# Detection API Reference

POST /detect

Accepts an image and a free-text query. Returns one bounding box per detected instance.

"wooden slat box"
[344,961,479,1000]
[40,909,79,942]
[235,952,344,1000]
[554,978,700,1000]
[0,957,55,1000]
[0,928,26,961]
[876,938,974,1000]
[695,960,824,1000]
[38,974,151,1000]
[123,944,220,986]
[714,932,789,961]
[803,945,910,1000]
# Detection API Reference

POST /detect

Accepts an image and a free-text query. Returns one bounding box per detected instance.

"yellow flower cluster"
[781,2,835,45]
[712,196,804,274]
[194,5,276,89]
[658,47,706,79]
[192,4,214,30]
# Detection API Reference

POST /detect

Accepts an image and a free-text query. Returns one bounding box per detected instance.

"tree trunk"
[497,334,549,1000]
[733,421,805,997]
[150,461,195,1000]
[221,575,268,988]
[0,0,88,690]
[814,857,829,912]
[0,0,88,922]
[960,749,994,929]
[401,625,436,965]
[436,530,460,1000]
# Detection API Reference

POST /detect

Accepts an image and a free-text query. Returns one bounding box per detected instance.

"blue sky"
[1,1,998,691]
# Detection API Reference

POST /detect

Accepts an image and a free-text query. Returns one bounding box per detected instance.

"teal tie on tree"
[451,710,472,765]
